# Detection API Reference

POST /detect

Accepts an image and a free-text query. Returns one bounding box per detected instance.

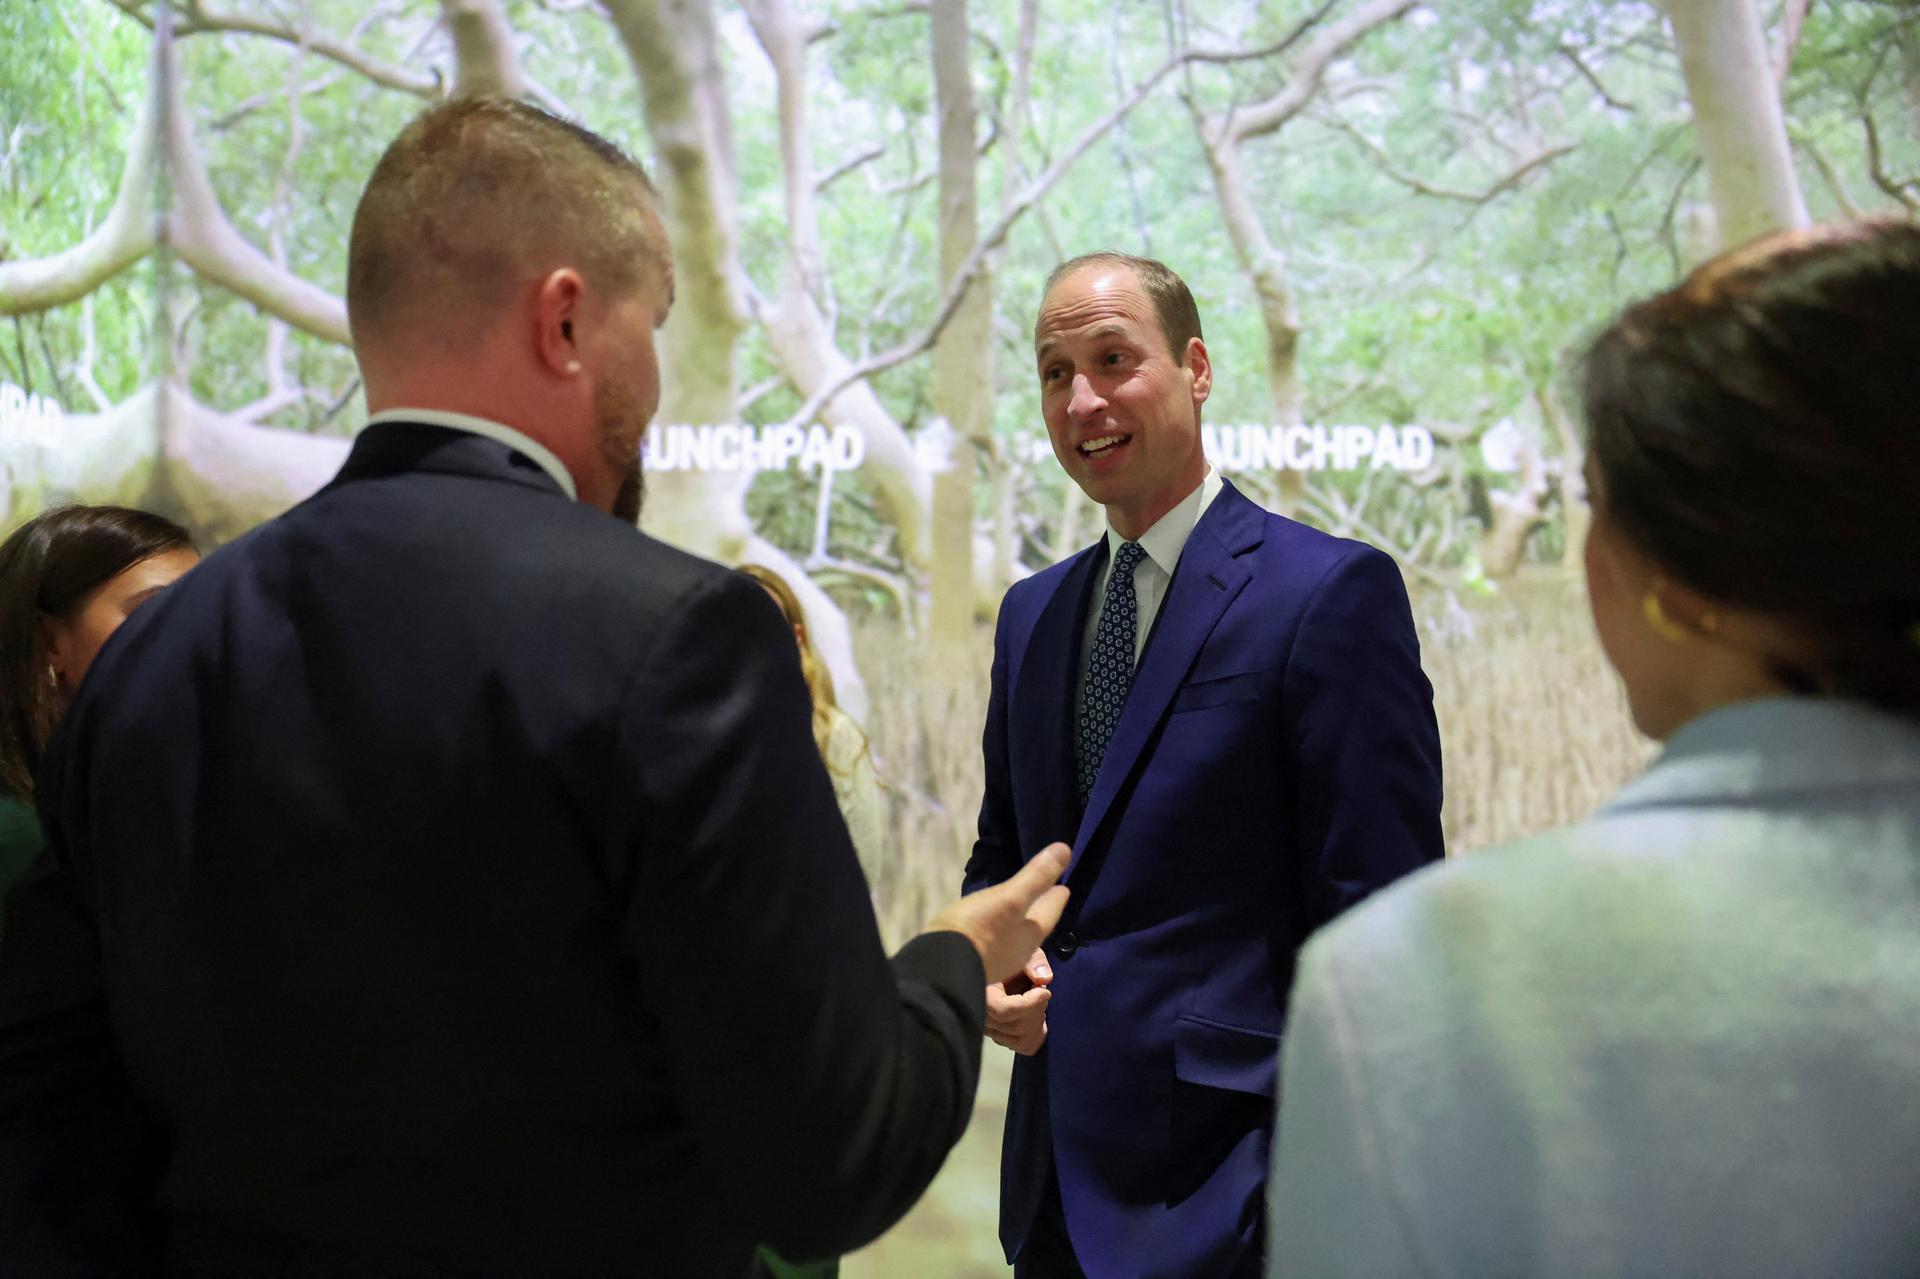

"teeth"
[1081,435,1128,455]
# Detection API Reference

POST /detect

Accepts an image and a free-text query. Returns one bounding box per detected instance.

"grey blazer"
[1269,696,1920,1278]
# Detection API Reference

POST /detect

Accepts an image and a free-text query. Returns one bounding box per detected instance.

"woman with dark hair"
[1269,220,1920,1277]
[0,505,198,907]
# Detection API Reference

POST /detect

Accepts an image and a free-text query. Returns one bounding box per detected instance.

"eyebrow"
[123,585,171,610]
[1036,322,1134,360]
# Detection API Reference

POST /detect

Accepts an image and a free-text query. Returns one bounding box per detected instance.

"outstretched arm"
[960,603,1054,1055]
[616,572,1063,1259]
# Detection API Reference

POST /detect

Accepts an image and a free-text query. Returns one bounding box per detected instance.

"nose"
[1067,372,1106,422]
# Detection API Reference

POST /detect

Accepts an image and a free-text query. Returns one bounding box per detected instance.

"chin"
[1625,690,1687,743]
[1069,465,1126,501]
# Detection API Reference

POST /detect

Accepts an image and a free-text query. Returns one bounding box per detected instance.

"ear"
[39,613,72,691]
[1645,575,1722,643]
[1184,336,1212,405]
[533,268,588,379]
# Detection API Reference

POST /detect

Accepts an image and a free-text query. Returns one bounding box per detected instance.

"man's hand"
[986,948,1053,1055]
[923,843,1070,990]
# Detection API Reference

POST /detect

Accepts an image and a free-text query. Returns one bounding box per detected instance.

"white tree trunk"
[609,0,866,716]
[2,380,344,532]
[743,0,937,578]
[10,384,162,516]
[1663,0,1810,249]
[929,0,990,646]
[1,28,351,343]
[163,31,351,345]
[441,0,531,100]
[1478,435,1549,578]
[757,288,932,566]
[1190,1,1414,517]
[1536,383,1588,574]
[607,0,751,557]
[156,382,349,538]
[1198,128,1306,512]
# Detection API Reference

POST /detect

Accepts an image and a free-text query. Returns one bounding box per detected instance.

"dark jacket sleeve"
[612,571,983,1260]
[1282,546,1445,927]
[0,749,164,1272]
[962,598,1019,895]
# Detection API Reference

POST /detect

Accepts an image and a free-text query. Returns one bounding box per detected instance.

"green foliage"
[0,3,150,403]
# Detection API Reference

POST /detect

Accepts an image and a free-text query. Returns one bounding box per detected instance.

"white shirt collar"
[365,408,577,500]
[1104,466,1223,576]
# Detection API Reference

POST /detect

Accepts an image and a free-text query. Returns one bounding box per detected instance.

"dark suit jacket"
[963,479,1444,1278]
[0,422,983,1276]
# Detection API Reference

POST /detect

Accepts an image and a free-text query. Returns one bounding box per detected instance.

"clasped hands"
[923,842,1070,1058]
[986,946,1053,1055]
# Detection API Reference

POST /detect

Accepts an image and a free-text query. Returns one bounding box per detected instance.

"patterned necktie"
[1077,540,1146,806]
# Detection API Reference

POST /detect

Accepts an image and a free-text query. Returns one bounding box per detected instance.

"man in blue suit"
[963,253,1444,1278]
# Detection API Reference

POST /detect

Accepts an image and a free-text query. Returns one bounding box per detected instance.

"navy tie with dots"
[1077,540,1146,806]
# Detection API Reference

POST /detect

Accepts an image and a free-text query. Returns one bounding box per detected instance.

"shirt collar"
[1600,695,1920,815]
[365,408,577,500]
[1104,466,1223,576]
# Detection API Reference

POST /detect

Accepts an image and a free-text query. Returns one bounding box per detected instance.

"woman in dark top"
[0,505,197,910]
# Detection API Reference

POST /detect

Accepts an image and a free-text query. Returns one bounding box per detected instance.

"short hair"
[347,98,662,347]
[0,505,196,801]
[1041,252,1204,359]
[1581,217,1920,713]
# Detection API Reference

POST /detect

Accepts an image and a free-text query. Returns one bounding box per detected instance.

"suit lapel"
[1014,543,1106,856]
[1070,483,1264,872]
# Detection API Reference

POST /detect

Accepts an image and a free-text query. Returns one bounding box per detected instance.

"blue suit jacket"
[964,479,1443,1278]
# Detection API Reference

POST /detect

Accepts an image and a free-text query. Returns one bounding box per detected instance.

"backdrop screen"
[3,2,1906,1271]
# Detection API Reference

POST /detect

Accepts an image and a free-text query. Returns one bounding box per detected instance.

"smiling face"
[1035,264,1212,540]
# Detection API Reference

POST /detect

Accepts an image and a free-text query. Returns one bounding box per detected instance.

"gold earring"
[46,663,59,688]
[1643,578,1719,642]
[1642,586,1690,644]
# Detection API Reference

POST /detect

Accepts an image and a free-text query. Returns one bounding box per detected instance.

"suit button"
[1055,931,1079,957]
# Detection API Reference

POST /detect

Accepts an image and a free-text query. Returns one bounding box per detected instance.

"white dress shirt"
[366,408,577,499]
[1077,467,1226,679]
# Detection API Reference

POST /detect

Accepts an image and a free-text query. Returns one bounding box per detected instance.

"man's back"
[3,424,982,1274]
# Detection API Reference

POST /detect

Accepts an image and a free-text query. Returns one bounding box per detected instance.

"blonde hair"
[737,564,868,771]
